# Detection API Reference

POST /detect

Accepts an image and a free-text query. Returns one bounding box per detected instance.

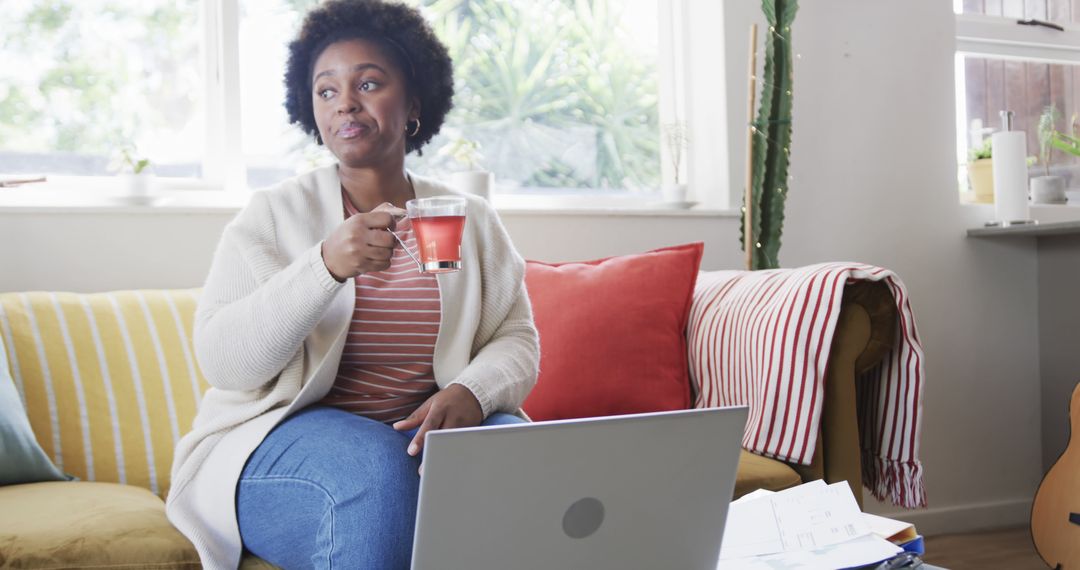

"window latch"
[1017,18,1066,32]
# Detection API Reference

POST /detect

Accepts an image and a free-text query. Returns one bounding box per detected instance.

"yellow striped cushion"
[0,290,207,498]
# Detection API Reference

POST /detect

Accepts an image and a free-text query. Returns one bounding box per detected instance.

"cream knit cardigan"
[165,165,539,569]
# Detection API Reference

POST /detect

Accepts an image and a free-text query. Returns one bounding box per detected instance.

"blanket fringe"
[862,456,927,509]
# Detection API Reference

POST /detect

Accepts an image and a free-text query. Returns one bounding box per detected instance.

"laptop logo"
[562,497,605,539]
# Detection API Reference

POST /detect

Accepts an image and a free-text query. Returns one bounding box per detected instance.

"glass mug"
[389,196,467,274]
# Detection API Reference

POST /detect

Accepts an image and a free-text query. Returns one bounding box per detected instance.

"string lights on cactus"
[740,0,799,271]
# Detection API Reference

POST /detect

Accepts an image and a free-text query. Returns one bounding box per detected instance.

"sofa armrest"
[787,281,896,507]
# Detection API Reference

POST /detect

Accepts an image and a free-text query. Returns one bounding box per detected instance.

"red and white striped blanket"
[688,262,926,508]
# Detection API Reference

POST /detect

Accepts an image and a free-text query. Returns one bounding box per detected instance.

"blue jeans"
[236,405,525,570]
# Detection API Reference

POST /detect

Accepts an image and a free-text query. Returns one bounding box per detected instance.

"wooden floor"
[923,527,1048,569]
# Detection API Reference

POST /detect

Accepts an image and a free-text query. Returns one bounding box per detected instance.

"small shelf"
[967,220,1080,237]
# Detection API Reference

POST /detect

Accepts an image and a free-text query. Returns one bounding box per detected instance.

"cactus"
[740,0,798,270]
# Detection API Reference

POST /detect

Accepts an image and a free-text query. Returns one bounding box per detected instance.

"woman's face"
[311,38,418,168]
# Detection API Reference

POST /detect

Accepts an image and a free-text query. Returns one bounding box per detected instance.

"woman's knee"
[239,473,415,569]
[482,412,528,427]
[325,427,419,567]
[237,477,335,568]
[239,407,420,567]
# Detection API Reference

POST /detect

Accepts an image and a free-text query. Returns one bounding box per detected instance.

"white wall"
[0,0,1045,534]
[0,213,234,293]
[0,212,233,292]
[0,210,742,292]
[725,0,1042,533]
[1037,235,1080,471]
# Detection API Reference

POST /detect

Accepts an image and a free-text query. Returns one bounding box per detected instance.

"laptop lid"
[411,406,749,570]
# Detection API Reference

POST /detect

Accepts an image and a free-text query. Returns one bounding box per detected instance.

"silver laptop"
[411,406,749,570]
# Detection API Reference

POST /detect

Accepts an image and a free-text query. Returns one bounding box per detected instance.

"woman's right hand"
[321,204,404,282]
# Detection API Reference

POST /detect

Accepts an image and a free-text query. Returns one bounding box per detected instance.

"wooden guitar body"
[1032,381,1080,569]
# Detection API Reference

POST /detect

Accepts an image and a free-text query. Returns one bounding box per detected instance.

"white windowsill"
[0,187,250,214]
[491,194,736,217]
[496,205,737,217]
[0,178,738,218]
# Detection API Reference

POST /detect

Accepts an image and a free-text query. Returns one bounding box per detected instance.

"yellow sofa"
[0,290,273,569]
[0,282,895,568]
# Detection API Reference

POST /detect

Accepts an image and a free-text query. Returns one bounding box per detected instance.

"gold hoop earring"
[407,118,421,137]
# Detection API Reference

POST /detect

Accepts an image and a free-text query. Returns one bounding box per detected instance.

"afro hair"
[284,0,454,155]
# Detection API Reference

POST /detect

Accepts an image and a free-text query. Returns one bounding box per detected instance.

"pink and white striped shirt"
[320,191,441,423]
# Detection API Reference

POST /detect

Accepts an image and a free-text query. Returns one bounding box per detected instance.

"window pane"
[239,0,332,189]
[239,0,661,193]
[409,0,661,193]
[0,0,203,177]
[958,55,1080,191]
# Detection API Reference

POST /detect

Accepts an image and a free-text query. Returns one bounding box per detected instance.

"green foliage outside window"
[412,0,660,192]
[1,0,660,192]
[0,0,200,170]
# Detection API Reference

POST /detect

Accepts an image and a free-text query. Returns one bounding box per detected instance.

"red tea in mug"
[412,215,465,273]
[405,197,467,273]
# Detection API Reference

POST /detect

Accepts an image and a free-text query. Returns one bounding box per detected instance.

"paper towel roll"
[990,130,1029,223]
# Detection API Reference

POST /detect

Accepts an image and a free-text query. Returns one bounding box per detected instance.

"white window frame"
[5,0,731,212]
[662,0,731,210]
[206,0,730,203]
[953,9,1080,169]
[222,0,729,208]
[462,0,731,210]
[955,13,1080,65]
[203,0,246,192]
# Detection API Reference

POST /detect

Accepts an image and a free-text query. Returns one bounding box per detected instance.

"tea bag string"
[388,228,424,272]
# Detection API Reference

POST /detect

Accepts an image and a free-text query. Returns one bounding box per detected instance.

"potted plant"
[113,147,155,203]
[1032,105,1067,204]
[967,137,994,204]
[661,121,690,204]
[1050,111,1080,203]
[440,137,492,199]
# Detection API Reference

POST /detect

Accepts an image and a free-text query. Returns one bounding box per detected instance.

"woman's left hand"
[393,384,483,465]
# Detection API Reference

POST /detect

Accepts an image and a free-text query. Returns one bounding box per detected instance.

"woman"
[165,1,539,568]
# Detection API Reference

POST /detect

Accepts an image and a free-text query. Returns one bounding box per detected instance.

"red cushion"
[522,243,704,421]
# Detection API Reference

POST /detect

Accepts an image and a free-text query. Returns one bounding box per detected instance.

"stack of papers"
[717,480,915,569]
